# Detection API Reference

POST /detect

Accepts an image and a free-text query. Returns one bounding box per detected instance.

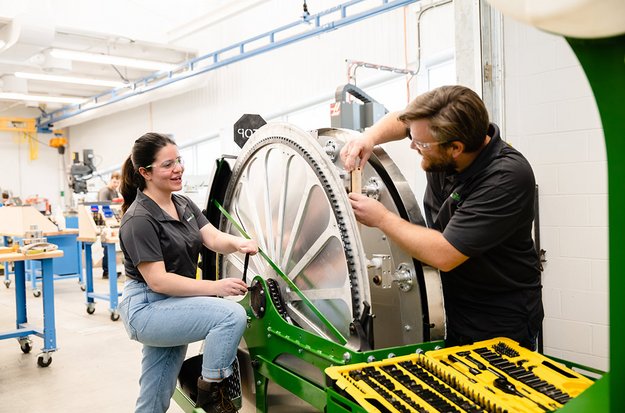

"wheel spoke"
[286,287,347,301]
[286,226,334,281]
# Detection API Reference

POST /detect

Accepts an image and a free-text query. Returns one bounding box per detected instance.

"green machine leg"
[562,34,625,413]
[252,370,268,413]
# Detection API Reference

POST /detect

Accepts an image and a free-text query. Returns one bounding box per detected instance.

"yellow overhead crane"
[0,117,36,133]
[0,117,67,160]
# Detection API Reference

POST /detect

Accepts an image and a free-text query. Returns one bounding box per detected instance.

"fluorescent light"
[0,92,85,104]
[50,48,176,71]
[14,72,128,88]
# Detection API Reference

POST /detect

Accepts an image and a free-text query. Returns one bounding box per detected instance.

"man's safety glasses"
[410,139,457,150]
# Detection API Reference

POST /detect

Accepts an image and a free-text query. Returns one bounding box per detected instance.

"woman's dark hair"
[398,85,489,152]
[121,132,176,214]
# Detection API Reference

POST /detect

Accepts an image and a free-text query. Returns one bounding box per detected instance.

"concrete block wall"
[503,18,609,370]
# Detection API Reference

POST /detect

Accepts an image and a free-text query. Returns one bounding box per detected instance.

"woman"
[118,132,257,413]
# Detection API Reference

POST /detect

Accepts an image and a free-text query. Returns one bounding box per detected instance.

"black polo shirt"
[423,123,543,348]
[119,190,209,282]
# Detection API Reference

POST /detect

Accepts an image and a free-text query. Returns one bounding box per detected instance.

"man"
[98,171,121,279]
[341,85,543,350]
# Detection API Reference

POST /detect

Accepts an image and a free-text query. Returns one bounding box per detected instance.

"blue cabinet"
[46,232,80,276]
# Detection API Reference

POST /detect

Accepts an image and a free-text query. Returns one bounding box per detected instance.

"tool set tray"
[326,337,594,413]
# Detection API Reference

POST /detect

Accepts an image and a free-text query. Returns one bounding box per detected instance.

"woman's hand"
[213,278,248,296]
[237,238,258,255]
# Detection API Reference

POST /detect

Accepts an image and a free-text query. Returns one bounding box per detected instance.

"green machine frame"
[173,34,624,413]
[558,34,625,413]
[173,275,445,412]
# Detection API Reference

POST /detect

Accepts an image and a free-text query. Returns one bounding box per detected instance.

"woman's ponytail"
[120,156,138,214]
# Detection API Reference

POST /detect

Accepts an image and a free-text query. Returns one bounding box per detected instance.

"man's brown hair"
[398,85,489,152]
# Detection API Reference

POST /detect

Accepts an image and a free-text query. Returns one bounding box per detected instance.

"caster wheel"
[19,339,32,354]
[110,311,120,321]
[4,280,10,288]
[33,290,41,297]
[86,304,96,315]
[37,354,52,368]
[80,284,86,291]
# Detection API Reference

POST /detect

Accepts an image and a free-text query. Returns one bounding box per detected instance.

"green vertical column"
[567,34,625,413]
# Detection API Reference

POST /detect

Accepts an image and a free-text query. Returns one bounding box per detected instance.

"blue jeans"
[118,279,247,413]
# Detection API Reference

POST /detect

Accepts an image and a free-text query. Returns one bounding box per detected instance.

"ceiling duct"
[0,74,28,93]
[41,50,73,73]
[0,14,55,62]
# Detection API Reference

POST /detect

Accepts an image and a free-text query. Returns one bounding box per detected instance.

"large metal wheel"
[220,123,370,341]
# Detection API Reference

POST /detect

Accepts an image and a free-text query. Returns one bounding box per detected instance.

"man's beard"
[422,154,457,173]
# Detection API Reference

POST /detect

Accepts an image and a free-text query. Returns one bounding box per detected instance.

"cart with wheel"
[0,249,62,367]
[79,236,122,321]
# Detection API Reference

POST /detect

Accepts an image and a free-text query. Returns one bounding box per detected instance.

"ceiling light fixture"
[49,48,177,71]
[14,71,128,88]
[0,92,85,104]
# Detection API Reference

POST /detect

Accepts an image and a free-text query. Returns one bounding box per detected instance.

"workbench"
[0,224,85,297]
[78,236,122,321]
[23,229,83,296]
[0,249,63,367]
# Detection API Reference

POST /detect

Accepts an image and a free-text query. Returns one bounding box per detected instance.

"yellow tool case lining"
[326,337,594,413]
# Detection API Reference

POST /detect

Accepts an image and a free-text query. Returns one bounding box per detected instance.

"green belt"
[213,199,347,345]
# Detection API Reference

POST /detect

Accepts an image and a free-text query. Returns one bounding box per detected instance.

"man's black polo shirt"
[423,123,543,348]
[119,190,209,282]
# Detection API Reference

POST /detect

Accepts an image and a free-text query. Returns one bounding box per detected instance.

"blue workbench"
[0,249,62,367]
[3,230,83,296]
[28,230,83,296]
[79,236,121,321]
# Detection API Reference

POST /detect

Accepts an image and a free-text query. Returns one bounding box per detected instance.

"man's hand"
[340,136,375,171]
[213,278,248,296]
[348,192,391,227]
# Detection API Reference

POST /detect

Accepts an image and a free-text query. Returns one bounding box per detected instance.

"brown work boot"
[196,377,237,413]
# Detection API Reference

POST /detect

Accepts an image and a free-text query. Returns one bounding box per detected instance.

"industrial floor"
[0,270,191,413]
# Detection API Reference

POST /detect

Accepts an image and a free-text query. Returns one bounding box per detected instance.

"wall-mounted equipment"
[330,84,388,131]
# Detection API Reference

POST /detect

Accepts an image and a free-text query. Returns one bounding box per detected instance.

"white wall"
[503,18,609,371]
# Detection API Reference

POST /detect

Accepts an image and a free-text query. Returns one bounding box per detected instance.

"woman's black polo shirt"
[119,190,209,282]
